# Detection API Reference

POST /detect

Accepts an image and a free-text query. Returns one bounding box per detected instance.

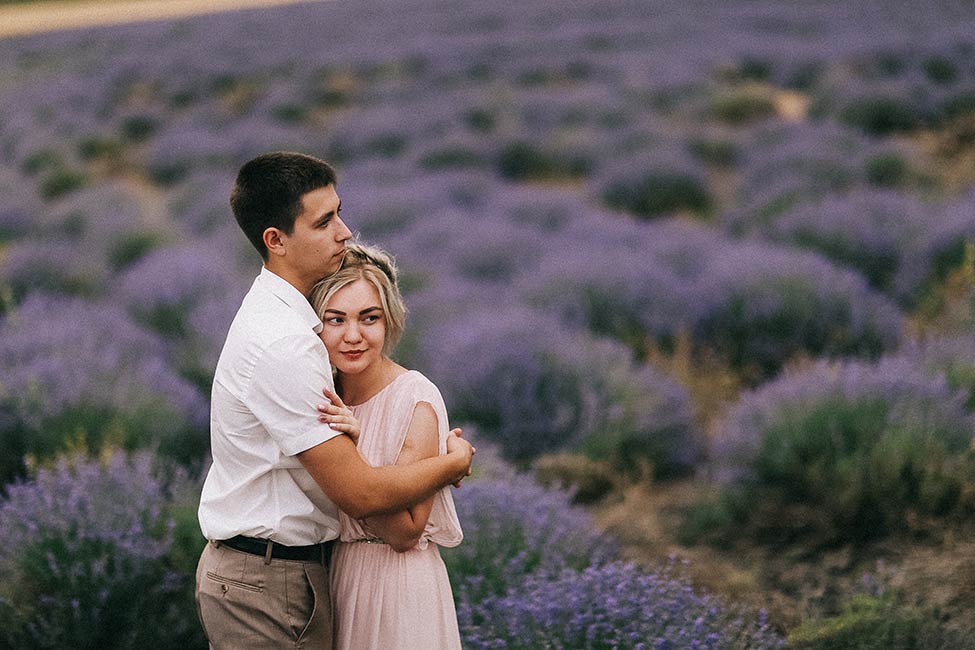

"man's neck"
[265,262,311,298]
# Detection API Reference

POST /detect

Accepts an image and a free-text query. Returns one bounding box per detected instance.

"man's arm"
[296,432,473,520]
[247,335,472,518]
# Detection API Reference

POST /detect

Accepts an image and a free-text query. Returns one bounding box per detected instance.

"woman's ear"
[263,227,286,257]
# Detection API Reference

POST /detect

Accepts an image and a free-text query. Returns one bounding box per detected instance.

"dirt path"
[0,0,323,39]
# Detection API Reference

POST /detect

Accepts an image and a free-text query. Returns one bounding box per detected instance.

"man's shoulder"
[232,286,314,340]
[217,288,322,377]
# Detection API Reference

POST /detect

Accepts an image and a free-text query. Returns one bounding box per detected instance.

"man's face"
[282,185,353,282]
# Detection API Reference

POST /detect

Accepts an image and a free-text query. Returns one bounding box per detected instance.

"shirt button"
[221,584,229,594]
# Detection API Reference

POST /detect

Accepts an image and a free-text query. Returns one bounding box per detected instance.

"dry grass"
[586,473,975,639]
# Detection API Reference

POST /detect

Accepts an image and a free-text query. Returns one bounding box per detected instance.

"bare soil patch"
[0,0,321,38]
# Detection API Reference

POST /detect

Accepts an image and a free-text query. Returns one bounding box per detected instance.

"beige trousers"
[195,540,332,649]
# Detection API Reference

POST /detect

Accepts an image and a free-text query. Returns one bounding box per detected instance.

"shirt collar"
[258,266,324,333]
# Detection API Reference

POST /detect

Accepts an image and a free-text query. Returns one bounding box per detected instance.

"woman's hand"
[318,388,360,444]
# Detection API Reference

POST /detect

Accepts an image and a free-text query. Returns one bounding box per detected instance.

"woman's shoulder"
[397,370,447,408]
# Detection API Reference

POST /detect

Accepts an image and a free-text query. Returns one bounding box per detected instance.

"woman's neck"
[337,357,405,406]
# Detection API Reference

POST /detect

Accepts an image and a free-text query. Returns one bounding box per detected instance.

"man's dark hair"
[230,152,338,260]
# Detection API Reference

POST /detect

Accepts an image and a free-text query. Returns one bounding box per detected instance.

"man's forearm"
[355,454,464,518]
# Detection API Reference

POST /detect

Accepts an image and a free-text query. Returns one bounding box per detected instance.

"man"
[195,152,474,648]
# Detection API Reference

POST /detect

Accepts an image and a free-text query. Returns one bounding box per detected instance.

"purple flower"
[750,189,936,296]
[458,560,784,650]
[899,334,975,410]
[693,239,904,379]
[0,294,209,481]
[0,451,203,649]
[422,307,702,477]
[711,356,975,537]
[444,473,616,601]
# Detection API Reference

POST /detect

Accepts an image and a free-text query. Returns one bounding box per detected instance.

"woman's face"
[319,278,387,375]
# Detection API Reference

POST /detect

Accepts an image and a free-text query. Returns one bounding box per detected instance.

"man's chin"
[322,263,342,277]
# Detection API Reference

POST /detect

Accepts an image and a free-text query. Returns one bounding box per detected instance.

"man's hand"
[446,429,474,488]
[317,388,360,444]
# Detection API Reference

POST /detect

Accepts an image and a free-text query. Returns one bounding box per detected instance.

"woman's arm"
[361,401,440,552]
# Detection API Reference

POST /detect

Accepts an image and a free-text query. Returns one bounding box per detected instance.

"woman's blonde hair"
[309,242,407,356]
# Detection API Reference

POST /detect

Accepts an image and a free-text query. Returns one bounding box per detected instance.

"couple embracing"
[195,152,474,649]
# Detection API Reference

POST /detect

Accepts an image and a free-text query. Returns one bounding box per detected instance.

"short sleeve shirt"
[198,267,343,545]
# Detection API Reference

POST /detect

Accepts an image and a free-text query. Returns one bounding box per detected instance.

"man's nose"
[335,216,353,241]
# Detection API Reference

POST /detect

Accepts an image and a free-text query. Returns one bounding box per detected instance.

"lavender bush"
[445,458,783,648]
[443,473,616,601]
[0,238,106,303]
[424,308,703,477]
[711,357,975,541]
[900,335,975,410]
[458,561,785,650]
[0,3,973,643]
[596,150,713,220]
[0,452,205,650]
[726,122,896,234]
[116,242,251,389]
[522,218,903,380]
[694,243,904,380]
[893,192,975,305]
[0,295,209,483]
[740,189,939,299]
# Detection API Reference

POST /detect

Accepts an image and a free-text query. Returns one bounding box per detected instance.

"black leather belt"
[219,535,333,563]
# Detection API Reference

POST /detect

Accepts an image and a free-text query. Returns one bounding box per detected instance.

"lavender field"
[1,0,974,647]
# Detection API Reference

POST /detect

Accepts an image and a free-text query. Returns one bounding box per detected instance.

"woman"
[309,243,463,650]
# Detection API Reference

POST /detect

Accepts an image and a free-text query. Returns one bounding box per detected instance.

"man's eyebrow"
[314,200,341,226]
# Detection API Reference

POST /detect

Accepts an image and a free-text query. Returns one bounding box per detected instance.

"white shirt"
[198,267,343,545]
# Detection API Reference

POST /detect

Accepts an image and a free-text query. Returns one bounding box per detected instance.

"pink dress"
[330,370,463,650]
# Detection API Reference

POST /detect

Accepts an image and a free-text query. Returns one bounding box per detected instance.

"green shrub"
[785,62,825,91]
[39,168,87,200]
[419,146,487,170]
[865,153,910,187]
[312,88,349,107]
[601,170,712,219]
[271,102,308,123]
[147,161,190,186]
[77,135,122,161]
[365,132,407,157]
[21,148,62,176]
[789,594,971,650]
[711,91,777,124]
[688,138,740,168]
[737,57,772,81]
[464,108,496,132]
[108,230,165,270]
[534,453,618,504]
[497,141,589,181]
[940,93,975,122]
[923,56,958,84]
[712,358,975,543]
[840,96,919,136]
[120,115,158,142]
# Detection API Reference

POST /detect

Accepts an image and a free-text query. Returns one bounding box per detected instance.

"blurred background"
[0,0,974,648]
